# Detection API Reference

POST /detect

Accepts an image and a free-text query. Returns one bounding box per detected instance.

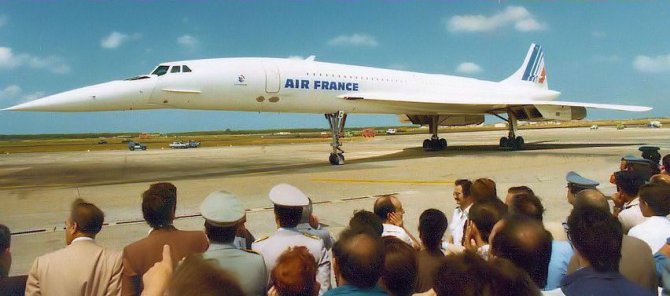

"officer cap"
[639,146,660,153]
[566,171,599,188]
[269,183,309,207]
[200,190,245,227]
[622,155,648,163]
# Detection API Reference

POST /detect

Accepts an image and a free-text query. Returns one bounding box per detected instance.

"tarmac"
[1,126,668,276]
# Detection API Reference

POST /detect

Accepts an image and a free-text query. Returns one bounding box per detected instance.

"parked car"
[97,139,108,144]
[648,121,662,128]
[187,140,201,148]
[386,128,397,135]
[128,141,147,151]
[169,141,190,149]
[589,125,599,130]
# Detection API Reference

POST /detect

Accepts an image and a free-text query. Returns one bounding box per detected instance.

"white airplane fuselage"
[6,57,559,115]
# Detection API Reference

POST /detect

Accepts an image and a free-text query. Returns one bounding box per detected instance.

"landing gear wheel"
[423,139,432,151]
[439,138,448,150]
[329,153,344,165]
[499,137,508,148]
[514,136,524,149]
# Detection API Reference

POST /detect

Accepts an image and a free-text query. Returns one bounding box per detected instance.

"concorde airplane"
[4,44,652,165]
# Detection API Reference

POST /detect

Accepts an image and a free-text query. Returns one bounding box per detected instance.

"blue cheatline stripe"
[530,50,544,82]
[522,45,540,81]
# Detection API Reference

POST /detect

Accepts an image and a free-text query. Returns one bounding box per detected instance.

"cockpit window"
[170,66,181,73]
[152,65,169,76]
[182,65,192,72]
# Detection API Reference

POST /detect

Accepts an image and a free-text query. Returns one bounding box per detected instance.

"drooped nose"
[4,77,157,112]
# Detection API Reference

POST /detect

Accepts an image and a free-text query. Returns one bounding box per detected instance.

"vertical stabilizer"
[502,43,548,89]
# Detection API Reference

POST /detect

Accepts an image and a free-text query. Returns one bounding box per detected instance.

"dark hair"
[418,209,448,251]
[468,199,507,242]
[455,179,472,197]
[567,206,622,273]
[274,205,303,228]
[639,183,670,216]
[433,251,492,296]
[349,210,384,237]
[488,257,542,296]
[471,178,498,203]
[663,154,670,172]
[70,198,105,235]
[204,222,237,244]
[374,196,396,222]
[272,246,317,296]
[509,193,545,221]
[508,186,535,197]
[168,254,244,296]
[0,224,9,252]
[490,215,552,289]
[142,182,177,229]
[380,237,418,296]
[614,171,645,197]
[332,228,384,288]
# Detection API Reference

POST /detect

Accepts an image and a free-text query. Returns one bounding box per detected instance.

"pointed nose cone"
[4,78,156,112]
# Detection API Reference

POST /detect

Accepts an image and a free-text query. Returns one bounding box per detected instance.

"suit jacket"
[121,226,208,296]
[567,235,657,294]
[25,238,123,296]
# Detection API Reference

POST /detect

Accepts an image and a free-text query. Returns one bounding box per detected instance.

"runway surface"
[1,126,668,275]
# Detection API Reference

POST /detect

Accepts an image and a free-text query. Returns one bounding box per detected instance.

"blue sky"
[0,1,669,134]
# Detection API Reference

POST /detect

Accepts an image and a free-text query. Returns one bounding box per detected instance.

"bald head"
[490,215,552,289]
[574,189,610,213]
[651,174,670,185]
[373,195,401,223]
[332,228,384,288]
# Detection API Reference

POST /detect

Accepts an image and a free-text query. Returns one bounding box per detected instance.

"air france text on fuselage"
[284,79,359,91]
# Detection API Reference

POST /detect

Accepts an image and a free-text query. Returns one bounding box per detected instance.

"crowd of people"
[1,153,670,296]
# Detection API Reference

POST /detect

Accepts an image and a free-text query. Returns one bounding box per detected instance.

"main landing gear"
[326,111,346,165]
[496,109,524,150]
[422,116,448,151]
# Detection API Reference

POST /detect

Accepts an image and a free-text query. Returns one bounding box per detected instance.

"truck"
[128,141,147,151]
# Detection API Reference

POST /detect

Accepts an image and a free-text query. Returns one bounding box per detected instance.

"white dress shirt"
[618,198,648,234]
[449,204,472,247]
[628,216,670,253]
[382,224,413,246]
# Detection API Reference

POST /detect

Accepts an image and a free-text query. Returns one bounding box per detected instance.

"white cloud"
[633,54,670,73]
[327,33,379,47]
[455,62,483,74]
[0,85,21,99]
[177,34,198,49]
[0,85,44,102]
[447,6,546,33]
[101,31,141,49]
[0,47,70,74]
[287,55,305,60]
[0,15,7,28]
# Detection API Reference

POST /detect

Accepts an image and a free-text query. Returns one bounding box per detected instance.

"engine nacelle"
[400,114,485,126]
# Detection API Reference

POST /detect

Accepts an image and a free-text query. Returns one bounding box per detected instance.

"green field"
[0,118,666,154]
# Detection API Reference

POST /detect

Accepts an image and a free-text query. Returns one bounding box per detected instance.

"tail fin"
[502,43,548,89]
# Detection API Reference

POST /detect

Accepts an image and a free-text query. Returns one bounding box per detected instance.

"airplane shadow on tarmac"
[345,141,645,165]
[0,141,643,190]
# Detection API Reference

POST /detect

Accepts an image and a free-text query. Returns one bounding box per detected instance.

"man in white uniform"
[252,183,331,295]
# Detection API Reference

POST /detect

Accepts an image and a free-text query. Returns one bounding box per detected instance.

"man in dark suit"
[122,182,209,296]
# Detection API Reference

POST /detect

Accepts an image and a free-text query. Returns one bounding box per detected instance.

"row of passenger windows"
[305,72,407,83]
[152,65,192,76]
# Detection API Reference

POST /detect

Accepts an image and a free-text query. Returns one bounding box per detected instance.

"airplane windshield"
[151,65,169,76]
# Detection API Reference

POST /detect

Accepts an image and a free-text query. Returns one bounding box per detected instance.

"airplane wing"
[338,92,652,113]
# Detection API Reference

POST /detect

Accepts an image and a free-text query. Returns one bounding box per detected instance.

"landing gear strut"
[422,116,448,151]
[497,109,524,150]
[326,111,347,165]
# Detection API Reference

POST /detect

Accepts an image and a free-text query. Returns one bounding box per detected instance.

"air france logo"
[284,79,359,91]
[238,75,246,83]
